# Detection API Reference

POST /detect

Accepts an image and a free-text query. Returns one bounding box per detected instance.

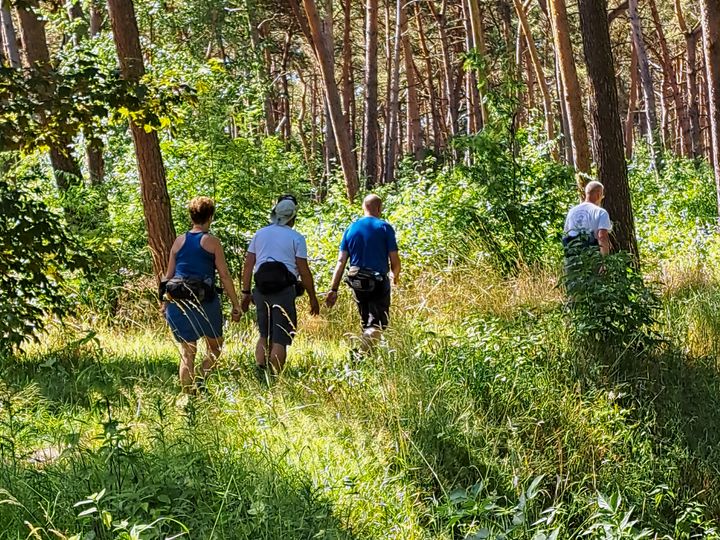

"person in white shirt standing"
[563,181,612,256]
[240,195,320,375]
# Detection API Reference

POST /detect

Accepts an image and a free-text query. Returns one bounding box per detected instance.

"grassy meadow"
[3,256,720,539]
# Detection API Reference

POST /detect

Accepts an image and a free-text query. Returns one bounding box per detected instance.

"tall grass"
[2,260,720,539]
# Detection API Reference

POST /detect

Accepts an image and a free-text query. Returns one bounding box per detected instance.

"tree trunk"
[402,2,423,159]
[676,0,703,159]
[428,0,459,138]
[649,0,691,157]
[363,0,380,186]
[700,0,720,216]
[578,0,639,257]
[301,0,359,199]
[1,0,20,67]
[625,42,639,158]
[90,0,103,35]
[462,0,481,134]
[466,0,488,126]
[548,0,591,174]
[16,0,83,190]
[341,0,355,144]
[628,0,661,169]
[384,0,402,184]
[513,0,557,157]
[416,3,442,152]
[107,0,176,278]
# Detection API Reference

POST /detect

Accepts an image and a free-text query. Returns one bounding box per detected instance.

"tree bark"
[548,0,590,174]
[628,0,661,169]
[90,0,103,35]
[108,0,176,278]
[1,0,20,67]
[649,0,691,157]
[384,0,402,184]
[625,42,639,158]
[466,0,488,126]
[363,0,380,186]
[402,1,423,159]
[513,0,557,157]
[16,0,83,190]
[578,0,638,257]
[301,0,359,199]
[416,3,442,152]
[699,0,720,216]
[341,0,355,144]
[428,0,459,138]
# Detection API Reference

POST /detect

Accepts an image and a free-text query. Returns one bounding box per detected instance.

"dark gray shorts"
[253,286,297,346]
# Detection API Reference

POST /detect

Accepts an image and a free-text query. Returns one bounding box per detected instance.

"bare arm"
[326,251,349,308]
[389,251,401,285]
[163,237,184,281]
[208,237,241,319]
[240,252,256,312]
[296,257,320,315]
[597,229,610,256]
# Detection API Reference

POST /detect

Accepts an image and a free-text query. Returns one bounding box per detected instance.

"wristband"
[242,290,251,295]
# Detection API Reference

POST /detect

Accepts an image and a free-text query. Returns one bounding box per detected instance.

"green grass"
[2,263,720,539]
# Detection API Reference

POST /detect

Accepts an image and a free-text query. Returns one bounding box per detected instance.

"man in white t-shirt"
[240,195,319,374]
[563,181,612,255]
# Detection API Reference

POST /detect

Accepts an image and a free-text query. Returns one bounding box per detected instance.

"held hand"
[325,290,338,308]
[309,296,320,316]
[231,305,242,322]
[240,293,252,313]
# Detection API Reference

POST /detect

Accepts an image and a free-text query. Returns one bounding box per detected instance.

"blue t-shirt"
[339,216,398,274]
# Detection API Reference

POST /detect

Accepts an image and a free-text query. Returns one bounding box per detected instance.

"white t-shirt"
[247,224,308,277]
[564,202,612,239]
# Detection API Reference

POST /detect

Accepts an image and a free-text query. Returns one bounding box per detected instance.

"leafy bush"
[0,175,88,353]
[564,248,659,356]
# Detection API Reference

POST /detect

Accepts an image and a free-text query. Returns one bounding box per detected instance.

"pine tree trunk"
[1,1,20,67]
[90,0,103,35]
[649,0,691,156]
[699,0,720,216]
[466,0,488,126]
[625,43,639,158]
[416,4,442,153]
[302,0,359,199]
[363,0,380,186]
[341,0,355,144]
[16,0,83,190]
[402,2,422,159]
[107,0,176,278]
[428,0,459,138]
[384,0,402,184]
[578,0,639,257]
[628,0,661,169]
[513,0,557,157]
[548,0,591,174]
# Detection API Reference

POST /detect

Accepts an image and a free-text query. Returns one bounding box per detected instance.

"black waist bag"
[254,261,297,295]
[345,266,385,293]
[165,276,215,302]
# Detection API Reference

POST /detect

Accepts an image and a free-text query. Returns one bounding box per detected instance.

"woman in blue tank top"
[163,197,241,394]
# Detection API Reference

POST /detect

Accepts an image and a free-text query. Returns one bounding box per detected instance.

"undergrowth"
[2,260,720,539]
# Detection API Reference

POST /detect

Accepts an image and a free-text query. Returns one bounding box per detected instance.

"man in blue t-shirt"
[326,194,401,348]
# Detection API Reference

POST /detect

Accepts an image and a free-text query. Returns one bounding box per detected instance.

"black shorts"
[351,280,391,330]
[252,286,297,346]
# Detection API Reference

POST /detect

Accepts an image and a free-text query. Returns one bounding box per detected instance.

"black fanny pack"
[562,232,599,250]
[254,261,302,295]
[345,266,385,293]
[162,276,215,303]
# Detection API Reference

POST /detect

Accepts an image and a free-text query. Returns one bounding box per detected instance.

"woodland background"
[4,0,720,537]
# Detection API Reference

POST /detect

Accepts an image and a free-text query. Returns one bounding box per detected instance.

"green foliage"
[564,248,659,356]
[0,175,88,353]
